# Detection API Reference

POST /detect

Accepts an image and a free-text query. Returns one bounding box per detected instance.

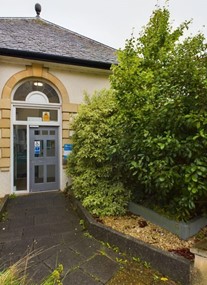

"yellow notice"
[42,112,50,121]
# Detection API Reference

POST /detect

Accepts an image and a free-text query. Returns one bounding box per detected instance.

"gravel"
[100,213,207,258]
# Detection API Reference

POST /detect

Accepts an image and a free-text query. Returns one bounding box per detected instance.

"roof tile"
[0,17,117,65]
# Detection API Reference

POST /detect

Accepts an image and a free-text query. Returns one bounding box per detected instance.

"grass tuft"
[0,250,63,285]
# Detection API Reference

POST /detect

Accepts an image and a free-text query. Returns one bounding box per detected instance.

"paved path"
[0,192,120,284]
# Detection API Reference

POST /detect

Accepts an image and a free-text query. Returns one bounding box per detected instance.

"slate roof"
[0,17,117,69]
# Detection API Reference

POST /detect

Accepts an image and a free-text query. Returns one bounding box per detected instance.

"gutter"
[0,48,114,70]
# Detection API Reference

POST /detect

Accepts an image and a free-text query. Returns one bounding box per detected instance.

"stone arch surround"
[0,64,78,171]
[1,64,69,103]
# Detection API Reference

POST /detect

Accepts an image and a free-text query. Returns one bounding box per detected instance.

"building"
[0,4,117,197]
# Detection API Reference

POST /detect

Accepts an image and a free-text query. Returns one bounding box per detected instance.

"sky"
[1,0,207,49]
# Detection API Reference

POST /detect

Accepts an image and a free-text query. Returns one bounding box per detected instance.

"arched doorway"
[12,79,62,193]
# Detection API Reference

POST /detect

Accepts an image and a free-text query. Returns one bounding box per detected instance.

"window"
[16,108,58,121]
[13,125,27,190]
[13,80,60,103]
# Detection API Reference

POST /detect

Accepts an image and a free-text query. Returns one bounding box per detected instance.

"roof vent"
[35,3,41,17]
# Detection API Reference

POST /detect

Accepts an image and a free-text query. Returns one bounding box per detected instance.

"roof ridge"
[0,16,35,20]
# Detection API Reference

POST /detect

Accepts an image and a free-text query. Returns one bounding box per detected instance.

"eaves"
[0,48,115,70]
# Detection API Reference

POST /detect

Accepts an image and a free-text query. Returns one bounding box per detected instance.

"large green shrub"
[111,7,207,220]
[67,7,207,220]
[67,90,130,216]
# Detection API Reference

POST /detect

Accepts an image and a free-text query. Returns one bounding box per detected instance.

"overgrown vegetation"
[110,7,207,220]
[67,6,207,220]
[67,90,130,216]
[0,254,63,285]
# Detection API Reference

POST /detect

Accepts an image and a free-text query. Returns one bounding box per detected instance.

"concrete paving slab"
[69,236,102,259]
[43,246,84,275]
[34,213,73,225]
[33,235,63,250]
[50,222,80,235]
[63,268,103,285]
[0,228,23,242]
[80,254,119,284]
[8,216,34,228]
[0,192,120,284]
[61,231,86,245]
[37,244,64,262]
[22,224,51,239]
[26,207,49,216]
[1,239,34,257]
[27,262,52,284]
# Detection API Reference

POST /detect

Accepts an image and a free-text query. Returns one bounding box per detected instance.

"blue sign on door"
[34,141,40,155]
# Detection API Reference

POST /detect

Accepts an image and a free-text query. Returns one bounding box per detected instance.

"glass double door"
[29,126,59,192]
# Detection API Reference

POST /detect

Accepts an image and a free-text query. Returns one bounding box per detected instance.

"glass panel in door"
[35,165,44,183]
[13,126,27,191]
[46,140,55,157]
[47,165,56,182]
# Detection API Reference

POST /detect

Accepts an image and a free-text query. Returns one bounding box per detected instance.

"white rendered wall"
[0,61,25,97]
[0,171,11,196]
[61,169,71,190]
[51,68,110,104]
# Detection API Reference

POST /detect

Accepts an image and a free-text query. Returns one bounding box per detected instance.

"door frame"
[11,104,62,194]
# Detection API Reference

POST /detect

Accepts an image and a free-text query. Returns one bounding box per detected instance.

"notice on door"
[34,141,40,155]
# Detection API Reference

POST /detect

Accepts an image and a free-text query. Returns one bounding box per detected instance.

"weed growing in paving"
[99,241,178,284]
[0,252,63,285]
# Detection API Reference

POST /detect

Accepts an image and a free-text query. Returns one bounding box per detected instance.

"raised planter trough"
[69,195,193,285]
[129,201,207,240]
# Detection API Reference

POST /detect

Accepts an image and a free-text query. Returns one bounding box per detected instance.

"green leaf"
[199,129,206,138]
[131,161,138,168]
[159,176,165,182]
[158,143,165,150]
[191,188,198,194]
[192,175,198,182]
